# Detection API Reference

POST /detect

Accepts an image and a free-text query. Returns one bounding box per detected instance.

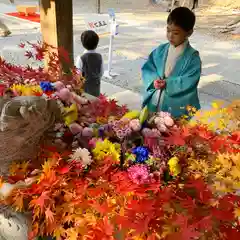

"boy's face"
[167,23,192,47]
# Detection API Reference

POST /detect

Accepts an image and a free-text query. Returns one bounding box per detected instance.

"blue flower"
[40,81,54,92]
[132,146,149,163]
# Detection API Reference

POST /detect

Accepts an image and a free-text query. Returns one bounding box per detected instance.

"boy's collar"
[170,40,189,49]
[83,49,97,54]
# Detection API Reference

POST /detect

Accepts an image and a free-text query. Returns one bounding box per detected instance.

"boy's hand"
[154,79,166,89]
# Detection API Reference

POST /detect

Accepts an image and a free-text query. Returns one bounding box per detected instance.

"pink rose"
[56,88,72,101]
[157,123,167,132]
[158,111,171,118]
[141,128,152,137]
[163,116,174,127]
[54,81,65,91]
[151,128,161,137]
[129,119,141,132]
[154,117,164,125]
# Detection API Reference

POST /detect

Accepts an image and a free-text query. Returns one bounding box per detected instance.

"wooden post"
[40,0,74,72]
[97,0,101,13]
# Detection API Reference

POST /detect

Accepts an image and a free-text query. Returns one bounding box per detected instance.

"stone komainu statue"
[0,96,60,240]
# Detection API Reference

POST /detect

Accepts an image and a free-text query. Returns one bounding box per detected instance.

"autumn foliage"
[5,108,240,240]
[1,42,240,240]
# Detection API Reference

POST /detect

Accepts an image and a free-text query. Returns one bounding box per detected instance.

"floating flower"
[168,157,181,177]
[151,128,162,137]
[63,104,78,126]
[163,116,174,127]
[82,127,94,137]
[92,139,120,162]
[69,147,92,167]
[132,146,149,163]
[154,117,165,125]
[141,128,153,137]
[40,81,54,92]
[11,84,42,96]
[158,111,171,118]
[112,119,132,140]
[127,164,150,184]
[52,81,65,91]
[129,119,141,132]
[89,138,102,148]
[157,123,168,133]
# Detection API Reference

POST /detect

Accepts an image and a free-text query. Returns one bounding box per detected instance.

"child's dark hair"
[81,30,99,50]
[167,7,196,32]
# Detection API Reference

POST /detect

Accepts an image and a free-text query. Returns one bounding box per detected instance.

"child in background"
[75,30,104,97]
[142,7,201,118]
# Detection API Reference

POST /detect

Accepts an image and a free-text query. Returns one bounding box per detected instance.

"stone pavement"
[0,0,239,111]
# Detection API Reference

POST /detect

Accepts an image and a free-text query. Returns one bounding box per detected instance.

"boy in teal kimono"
[142,7,201,118]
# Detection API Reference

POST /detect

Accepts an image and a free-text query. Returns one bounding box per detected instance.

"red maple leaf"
[221,226,240,240]
[180,225,202,240]
[210,136,226,152]
[45,207,55,223]
[195,216,212,231]
[18,42,25,48]
[30,191,50,212]
[127,199,155,213]
[90,201,113,215]
[25,51,34,59]
[185,178,212,203]
[195,126,215,140]
[211,208,235,222]
[176,195,196,213]
[164,129,186,146]
[89,216,114,239]
[167,225,201,240]
[57,165,71,175]
[229,131,240,144]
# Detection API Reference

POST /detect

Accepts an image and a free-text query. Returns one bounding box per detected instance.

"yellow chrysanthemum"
[168,157,181,177]
[11,84,42,96]
[92,139,120,162]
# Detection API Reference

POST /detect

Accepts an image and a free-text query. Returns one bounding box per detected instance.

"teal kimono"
[142,42,201,118]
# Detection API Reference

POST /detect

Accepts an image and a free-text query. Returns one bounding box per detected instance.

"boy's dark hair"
[167,7,196,32]
[81,30,99,50]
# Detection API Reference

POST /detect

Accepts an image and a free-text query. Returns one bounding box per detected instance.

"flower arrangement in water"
[0,42,240,240]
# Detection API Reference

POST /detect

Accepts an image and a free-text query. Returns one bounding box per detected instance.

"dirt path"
[196,5,240,41]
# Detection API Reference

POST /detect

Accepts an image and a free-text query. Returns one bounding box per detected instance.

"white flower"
[69,147,92,167]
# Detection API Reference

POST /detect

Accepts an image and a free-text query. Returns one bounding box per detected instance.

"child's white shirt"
[164,41,187,78]
[75,49,104,76]
[153,41,188,108]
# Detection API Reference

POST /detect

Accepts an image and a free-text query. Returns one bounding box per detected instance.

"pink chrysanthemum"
[112,119,132,139]
[127,165,150,184]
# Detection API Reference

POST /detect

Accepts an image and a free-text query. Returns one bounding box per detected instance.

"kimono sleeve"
[165,52,201,97]
[141,49,160,91]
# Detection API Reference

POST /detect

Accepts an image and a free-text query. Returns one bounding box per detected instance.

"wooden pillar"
[40,0,74,71]
[97,0,101,13]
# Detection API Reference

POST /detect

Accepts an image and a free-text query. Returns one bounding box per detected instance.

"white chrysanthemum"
[69,148,93,167]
